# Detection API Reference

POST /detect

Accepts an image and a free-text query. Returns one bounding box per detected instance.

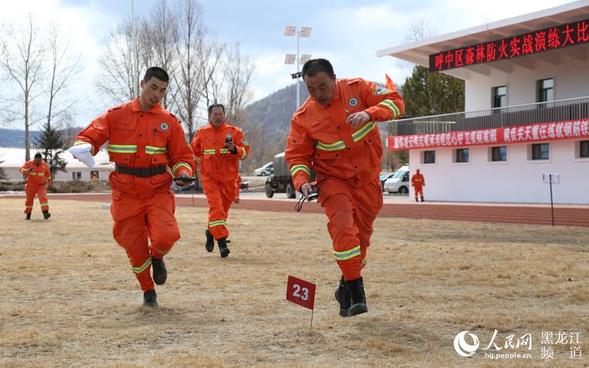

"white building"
[0,148,114,182]
[378,1,589,204]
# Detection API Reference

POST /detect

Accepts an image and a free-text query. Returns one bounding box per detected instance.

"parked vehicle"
[265,152,296,198]
[384,166,410,194]
[379,172,395,191]
[254,162,274,176]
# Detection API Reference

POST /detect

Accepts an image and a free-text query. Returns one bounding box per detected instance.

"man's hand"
[346,111,370,129]
[299,182,313,199]
[67,143,95,169]
[224,140,237,154]
[175,173,191,186]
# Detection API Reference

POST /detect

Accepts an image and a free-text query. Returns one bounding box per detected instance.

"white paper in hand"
[67,143,95,169]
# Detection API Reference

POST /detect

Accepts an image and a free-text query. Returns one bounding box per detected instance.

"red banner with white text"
[388,118,589,151]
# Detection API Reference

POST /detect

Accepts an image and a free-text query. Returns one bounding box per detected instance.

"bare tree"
[139,0,179,109]
[222,44,254,125]
[172,0,208,141]
[45,23,81,131]
[97,17,143,104]
[0,15,45,161]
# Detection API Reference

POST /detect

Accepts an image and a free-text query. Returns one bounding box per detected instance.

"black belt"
[115,164,167,177]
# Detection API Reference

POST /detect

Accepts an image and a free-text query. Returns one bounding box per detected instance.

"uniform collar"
[209,121,226,130]
[131,97,163,113]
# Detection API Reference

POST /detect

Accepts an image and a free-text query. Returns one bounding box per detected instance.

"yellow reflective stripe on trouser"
[25,205,33,208]
[352,122,376,142]
[108,144,138,153]
[334,246,361,261]
[378,99,400,118]
[131,258,152,273]
[145,145,167,155]
[209,220,226,227]
[39,202,49,206]
[172,162,191,175]
[290,164,310,176]
[316,139,346,151]
[220,149,230,154]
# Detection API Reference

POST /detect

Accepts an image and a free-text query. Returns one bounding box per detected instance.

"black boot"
[218,237,230,258]
[345,277,368,316]
[205,229,214,252]
[151,257,167,285]
[415,197,419,202]
[334,276,351,317]
[25,213,31,220]
[42,211,51,220]
[421,197,425,202]
[143,289,158,308]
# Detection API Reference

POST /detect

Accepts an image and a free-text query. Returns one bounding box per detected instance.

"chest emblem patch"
[160,122,169,131]
[348,97,358,107]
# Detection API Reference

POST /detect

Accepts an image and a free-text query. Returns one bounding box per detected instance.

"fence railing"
[386,96,589,136]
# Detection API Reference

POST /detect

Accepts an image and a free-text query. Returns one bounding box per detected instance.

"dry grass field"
[0,197,588,368]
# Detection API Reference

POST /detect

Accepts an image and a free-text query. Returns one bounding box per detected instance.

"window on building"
[423,150,436,164]
[492,86,507,109]
[537,78,554,103]
[531,143,550,160]
[490,146,507,162]
[90,170,99,180]
[455,148,469,163]
[579,140,589,158]
[72,172,82,180]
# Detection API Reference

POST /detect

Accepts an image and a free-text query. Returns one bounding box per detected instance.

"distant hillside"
[0,127,83,148]
[0,129,42,148]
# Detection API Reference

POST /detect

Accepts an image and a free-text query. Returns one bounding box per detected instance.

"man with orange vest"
[285,59,404,317]
[67,67,195,308]
[20,153,52,220]
[191,104,249,258]
[411,169,425,202]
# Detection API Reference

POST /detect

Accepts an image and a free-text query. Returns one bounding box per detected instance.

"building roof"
[376,1,589,79]
[0,148,114,169]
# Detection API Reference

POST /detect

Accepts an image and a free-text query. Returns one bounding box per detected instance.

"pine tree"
[34,122,67,180]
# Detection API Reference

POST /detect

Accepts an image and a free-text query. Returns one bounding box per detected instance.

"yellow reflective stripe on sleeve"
[145,146,167,155]
[131,258,152,273]
[334,246,361,261]
[208,219,226,227]
[203,149,216,155]
[220,149,230,154]
[74,140,88,146]
[240,147,247,159]
[352,122,376,142]
[108,144,138,153]
[290,164,310,176]
[316,139,346,151]
[172,162,191,175]
[378,99,400,118]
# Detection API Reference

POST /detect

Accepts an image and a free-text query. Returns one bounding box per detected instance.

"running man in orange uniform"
[191,104,249,258]
[285,59,404,317]
[20,153,51,220]
[411,169,425,202]
[68,67,194,308]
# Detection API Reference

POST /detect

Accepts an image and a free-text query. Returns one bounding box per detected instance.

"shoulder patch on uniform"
[374,87,392,96]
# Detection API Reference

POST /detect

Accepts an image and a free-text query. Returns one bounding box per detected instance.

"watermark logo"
[453,331,480,357]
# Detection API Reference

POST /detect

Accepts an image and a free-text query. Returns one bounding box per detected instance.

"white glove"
[67,143,95,169]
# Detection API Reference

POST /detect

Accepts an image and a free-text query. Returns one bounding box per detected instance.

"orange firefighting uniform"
[75,98,194,292]
[234,175,241,203]
[191,122,249,240]
[20,159,51,214]
[411,172,425,199]
[286,78,404,281]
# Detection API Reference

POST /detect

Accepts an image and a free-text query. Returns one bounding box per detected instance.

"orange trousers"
[24,183,49,214]
[202,177,237,240]
[110,190,180,292]
[414,185,424,197]
[319,177,383,281]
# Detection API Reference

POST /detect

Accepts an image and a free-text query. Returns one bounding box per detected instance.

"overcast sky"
[1,0,576,128]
